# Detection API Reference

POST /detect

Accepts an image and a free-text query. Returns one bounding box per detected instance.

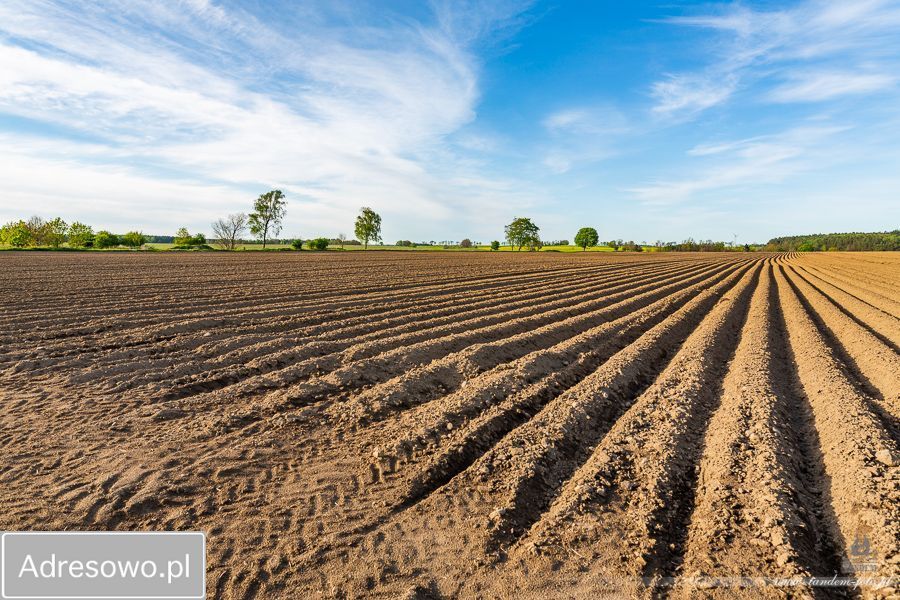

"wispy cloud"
[768,71,896,102]
[652,0,900,117]
[538,106,628,173]
[650,74,737,117]
[0,0,535,237]
[628,125,851,205]
[542,106,627,135]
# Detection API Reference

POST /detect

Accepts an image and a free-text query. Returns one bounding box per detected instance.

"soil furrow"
[384,261,753,508]
[773,263,899,586]
[799,263,900,318]
[783,264,899,424]
[248,259,746,414]
[670,263,845,599]
[791,264,900,350]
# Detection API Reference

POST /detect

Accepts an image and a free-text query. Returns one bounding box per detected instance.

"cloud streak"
[651,0,900,117]
[0,0,535,237]
[628,125,852,205]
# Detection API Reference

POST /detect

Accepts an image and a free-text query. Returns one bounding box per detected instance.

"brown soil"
[0,251,897,599]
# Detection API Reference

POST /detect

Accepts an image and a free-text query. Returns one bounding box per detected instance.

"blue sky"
[1,0,898,244]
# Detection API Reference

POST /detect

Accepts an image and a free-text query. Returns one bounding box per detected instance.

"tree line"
[764,230,900,252]
[502,218,638,252]
[1,191,384,251]
[5,195,893,253]
[0,216,148,249]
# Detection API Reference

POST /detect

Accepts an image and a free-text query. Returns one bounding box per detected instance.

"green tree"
[68,222,94,248]
[249,190,287,249]
[44,217,68,248]
[25,216,46,246]
[355,207,382,249]
[121,231,147,248]
[174,227,192,245]
[574,227,599,251]
[307,237,329,250]
[504,217,540,251]
[1,221,32,247]
[94,231,119,249]
[490,240,500,251]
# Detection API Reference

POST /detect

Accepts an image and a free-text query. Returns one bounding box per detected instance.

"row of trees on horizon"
[2,190,896,252]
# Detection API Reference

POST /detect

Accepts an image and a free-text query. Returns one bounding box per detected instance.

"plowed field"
[1,251,897,598]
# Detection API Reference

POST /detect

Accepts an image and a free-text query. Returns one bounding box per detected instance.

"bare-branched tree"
[212,213,248,250]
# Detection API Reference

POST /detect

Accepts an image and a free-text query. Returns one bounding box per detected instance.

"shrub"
[460,238,472,248]
[490,240,500,251]
[171,243,214,251]
[121,231,147,248]
[174,227,192,246]
[307,237,329,250]
[172,229,208,249]
[291,239,304,250]
[526,238,543,251]
[94,231,120,249]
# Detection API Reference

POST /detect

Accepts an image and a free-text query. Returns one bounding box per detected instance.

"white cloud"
[650,74,737,116]
[653,0,900,115]
[537,106,628,174]
[628,125,851,205]
[0,0,535,238]
[542,106,628,134]
[768,71,896,102]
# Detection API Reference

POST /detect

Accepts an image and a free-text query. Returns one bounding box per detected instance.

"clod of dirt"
[151,407,186,421]
[876,449,899,466]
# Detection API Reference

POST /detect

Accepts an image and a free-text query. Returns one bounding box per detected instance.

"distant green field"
[144,242,294,250]
[330,244,621,252]
[2,242,646,253]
